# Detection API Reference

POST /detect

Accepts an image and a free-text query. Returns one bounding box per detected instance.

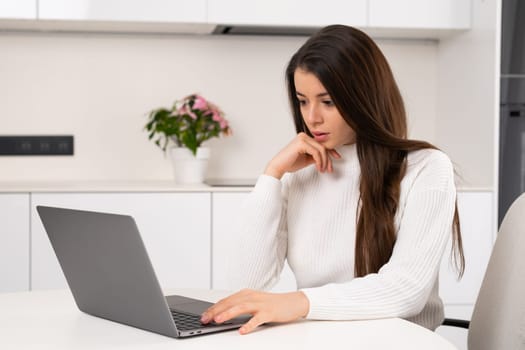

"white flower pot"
[168,147,210,184]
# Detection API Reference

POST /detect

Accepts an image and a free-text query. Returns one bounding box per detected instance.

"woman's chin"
[324,141,344,150]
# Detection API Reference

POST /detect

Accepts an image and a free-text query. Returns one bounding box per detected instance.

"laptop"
[36,205,249,338]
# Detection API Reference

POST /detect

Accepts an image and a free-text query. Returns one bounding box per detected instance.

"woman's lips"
[312,132,329,142]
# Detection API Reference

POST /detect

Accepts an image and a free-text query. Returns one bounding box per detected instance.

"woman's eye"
[322,100,334,106]
[298,100,307,106]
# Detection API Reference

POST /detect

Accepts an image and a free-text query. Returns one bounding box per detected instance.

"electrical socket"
[0,136,74,156]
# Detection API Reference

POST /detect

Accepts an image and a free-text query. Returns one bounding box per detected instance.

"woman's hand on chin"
[264,133,341,179]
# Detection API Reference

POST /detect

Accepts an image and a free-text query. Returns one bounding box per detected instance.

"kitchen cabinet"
[211,192,297,292]
[207,0,367,27]
[30,192,211,290]
[369,0,471,30]
[0,194,30,292]
[1,0,472,37]
[0,0,36,19]
[38,0,207,23]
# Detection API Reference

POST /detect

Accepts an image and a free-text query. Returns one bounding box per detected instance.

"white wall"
[1,32,438,182]
[436,0,500,190]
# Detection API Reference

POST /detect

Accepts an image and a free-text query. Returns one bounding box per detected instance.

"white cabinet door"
[0,0,36,19]
[439,192,493,311]
[39,0,207,23]
[212,192,297,292]
[0,193,30,292]
[31,192,211,290]
[369,0,471,29]
[208,0,367,27]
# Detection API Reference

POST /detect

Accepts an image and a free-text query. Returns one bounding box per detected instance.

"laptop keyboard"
[170,310,216,331]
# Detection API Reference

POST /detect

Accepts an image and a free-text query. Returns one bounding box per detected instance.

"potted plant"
[145,94,231,184]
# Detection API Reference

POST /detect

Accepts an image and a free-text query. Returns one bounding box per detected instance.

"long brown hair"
[285,25,464,278]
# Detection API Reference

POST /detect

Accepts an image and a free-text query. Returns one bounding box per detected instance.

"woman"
[201,25,465,335]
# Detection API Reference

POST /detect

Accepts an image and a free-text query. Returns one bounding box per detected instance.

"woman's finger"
[297,133,328,172]
[302,137,330,171]
[326,148,343,172]
[301,142,325,172]
[329,148,342,159]
[201,289,254,323]
[214,302,253,323]
[239,314,266,335]
[201,296,240,323]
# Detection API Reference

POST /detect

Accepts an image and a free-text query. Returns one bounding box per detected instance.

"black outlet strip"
[0,136,74,156]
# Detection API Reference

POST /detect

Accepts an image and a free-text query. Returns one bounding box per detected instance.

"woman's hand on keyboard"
[200,289,310,335]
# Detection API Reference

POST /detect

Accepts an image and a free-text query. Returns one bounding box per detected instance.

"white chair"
[440,192,525,349]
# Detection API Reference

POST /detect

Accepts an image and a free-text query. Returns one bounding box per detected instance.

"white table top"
[0,289,457,349]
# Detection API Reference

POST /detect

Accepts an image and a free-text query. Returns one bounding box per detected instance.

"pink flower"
[212,110,222,122]
[177,101,197,119]
[177,104,187,115]
[147,93,232,155]
[187,109,197,120]
[193,95,207,110]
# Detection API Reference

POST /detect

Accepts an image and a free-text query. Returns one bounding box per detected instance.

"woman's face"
[294,68,356,149]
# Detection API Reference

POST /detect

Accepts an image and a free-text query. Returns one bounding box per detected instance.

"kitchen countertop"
[0,180,254,193]
[0,180,492,193]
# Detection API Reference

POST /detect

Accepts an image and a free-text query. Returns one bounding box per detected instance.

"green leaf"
[145,95,231,155]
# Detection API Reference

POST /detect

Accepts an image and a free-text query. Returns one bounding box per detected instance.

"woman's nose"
[304,104,322,125]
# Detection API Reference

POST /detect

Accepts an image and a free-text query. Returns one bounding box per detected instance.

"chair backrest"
[468,192,525,349]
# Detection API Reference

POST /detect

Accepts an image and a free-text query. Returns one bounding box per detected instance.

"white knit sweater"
[229,143,456,330]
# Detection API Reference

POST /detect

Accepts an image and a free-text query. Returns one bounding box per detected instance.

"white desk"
[0,289,457,349]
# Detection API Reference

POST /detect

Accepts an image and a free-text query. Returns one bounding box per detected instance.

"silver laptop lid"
[37,206,179,338]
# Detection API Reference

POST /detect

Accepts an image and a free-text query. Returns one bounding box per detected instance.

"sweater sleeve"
[300,152,456,321]
[228,174,289,291]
